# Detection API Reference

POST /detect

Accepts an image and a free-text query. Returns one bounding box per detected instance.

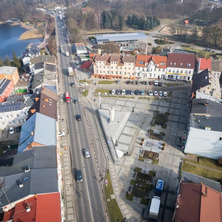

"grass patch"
[182,161,222,184]
[95,89,110,94]
[140,197,150,205]
[138,155,145,162]
[105,172,123,222]
[198,157,222,171]
[152,159,159,165]
[98,80,115,84]
[82,90,89,97]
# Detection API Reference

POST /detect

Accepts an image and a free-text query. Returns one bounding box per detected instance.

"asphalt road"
[56,15,107,222]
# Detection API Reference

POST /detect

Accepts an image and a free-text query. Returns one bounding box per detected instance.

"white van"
[122,89,126,95]
[111,89,115,95]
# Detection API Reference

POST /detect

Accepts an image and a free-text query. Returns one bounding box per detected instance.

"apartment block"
[0,66,19,86]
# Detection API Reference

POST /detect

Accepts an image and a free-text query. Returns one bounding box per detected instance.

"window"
[116,71,118,74]
[139,61,143,65]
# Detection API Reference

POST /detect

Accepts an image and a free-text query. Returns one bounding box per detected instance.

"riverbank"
[19,23,43,40]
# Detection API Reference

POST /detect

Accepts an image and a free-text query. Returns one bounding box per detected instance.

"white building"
[166,53,196,81]
[185,99,222,159]
[135,54,167,79]
[0,96,33,130]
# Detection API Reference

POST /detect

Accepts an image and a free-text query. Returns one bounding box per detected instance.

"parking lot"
[97,87,190,221]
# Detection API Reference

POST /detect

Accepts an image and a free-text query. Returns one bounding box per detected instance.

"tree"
[126,16,132,26]
[11,51,21,70]
[4,57,11,66]
[0,57,4,67]
[119,16,124,30]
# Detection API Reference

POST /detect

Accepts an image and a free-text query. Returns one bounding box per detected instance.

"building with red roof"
[166,53,196,81]
[197,58,211,73]
[135,54,167,79]
[173,182,222,222]
[3,193,61,222]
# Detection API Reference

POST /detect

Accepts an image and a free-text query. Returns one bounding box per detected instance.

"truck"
[149,196,160,220]
[68,67,73,76]
[155,179,164,195]
[59,14,62,20]
[66,51,70,57]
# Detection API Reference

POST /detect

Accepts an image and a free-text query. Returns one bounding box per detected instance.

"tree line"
[0,52,22,71]
[126,14,160,30]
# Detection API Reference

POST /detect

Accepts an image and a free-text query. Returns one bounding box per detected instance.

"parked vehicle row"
[111,89,168,97]
[125,80,162,86]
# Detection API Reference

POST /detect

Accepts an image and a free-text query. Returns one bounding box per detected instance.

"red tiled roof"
[135,55,152,67]
[3,193,61,222]
[167,53,196,69]
[80,61,92,69]
[152,55,167,68]
[199,58,211,71]
[174,183,222,222]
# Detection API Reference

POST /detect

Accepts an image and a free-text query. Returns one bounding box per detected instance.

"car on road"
[122,89,126,95]
[158,82,163,86]
[131,90,135,95]
[111,89,115,95]
[83,149,90,158]
[140,90,145,95]
[9,127,14,135]
[163,91,168,97]
[154,80,159,86]
[154,91,158,96]
[149,90,153,96]
[73,99,78,104]
[159,91,163,96]
[58,131,65,137]
[76,170,83,182]
[76,114,81,121]
[70,82,75,87]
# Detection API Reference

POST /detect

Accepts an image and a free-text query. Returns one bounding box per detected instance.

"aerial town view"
[0,0,222,221]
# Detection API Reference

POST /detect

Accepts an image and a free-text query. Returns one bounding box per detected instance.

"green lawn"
[81,90,89,97]
[182,161,222,183]
[98,80,115,84]
[198,157,222,171]
[105,172,123,222]
[15,88,27,94]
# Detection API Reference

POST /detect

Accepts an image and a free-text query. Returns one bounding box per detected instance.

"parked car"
[126,90,131,95]
[73,99,78,104]
[141,90,145,95]
[154,80,159,86]
[135,90,140,95]
[159,91,163,96]
[9,127,14,135]
[131,90,135,95]
[111,89,115,95]
[122,89,126,95]
[58,131,65,137]
[70,82,75,87]
[83,149,90,158]
[154,91,158,96]
[76,170,83,182]
[158,82,163,87]
[163,91,168,97]
[116,89,121,95]
[149,90,153,96]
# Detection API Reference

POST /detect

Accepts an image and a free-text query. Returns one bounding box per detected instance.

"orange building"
[0,66,19,86]
[0,79,14,102]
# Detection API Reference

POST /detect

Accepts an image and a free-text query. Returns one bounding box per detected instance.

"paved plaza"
[98,89,190,221]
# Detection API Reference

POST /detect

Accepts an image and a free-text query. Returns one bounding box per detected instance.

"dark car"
[126,90,131,95]
[76,170,83,182]
[76,114,81,121]
[158,82,163,86]
[73,99,78,104]
[116,89,121,95]
[70,82,75,87]
[135,90,140,95]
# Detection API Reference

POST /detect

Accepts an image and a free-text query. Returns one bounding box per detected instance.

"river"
[0,23,42,59]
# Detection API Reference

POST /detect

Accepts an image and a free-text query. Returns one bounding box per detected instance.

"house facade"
[135,55,167,79]
[92,54,135,79]
[166,53,196,81]
[0,79,14,102]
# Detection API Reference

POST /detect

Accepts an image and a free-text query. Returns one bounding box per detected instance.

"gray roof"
[96,32,147,43]
[192,69,210,92]
[190,114,222,131]
[182,171,221,192]
[0,146,56,176]
[30,55,55,65]
[18,112,56,153]
[29,71,44,90]
[34,62,44,70]
[0,168,58,208]
[0,66,17,75]
[191,99,222,117]
[0,79,11,95]
[45,63,56,72]
[211,59,222,72]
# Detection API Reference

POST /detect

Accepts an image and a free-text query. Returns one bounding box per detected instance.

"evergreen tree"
[12,51,21,70]
[0,57,4,67]
[4,56,11,66]
[119,16,124,30]
[126,15,132,26]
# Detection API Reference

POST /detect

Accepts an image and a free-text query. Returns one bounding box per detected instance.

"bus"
[65,92,71,103]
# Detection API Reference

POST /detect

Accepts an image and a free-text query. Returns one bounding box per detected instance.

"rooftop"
[30,55,56,65]
[34,62,44,70]
[198,58,211,71]
[192,69,210,93]
[0,168,58,209]
[95,32,147,43]
[0,66,17,75]
[18,112,56,153]
[167,53,196,69]
[0,79,11,95]
[45,63,56,72]
[174,182,222,222]
[3,193,61,222]
[191,99,222,117]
